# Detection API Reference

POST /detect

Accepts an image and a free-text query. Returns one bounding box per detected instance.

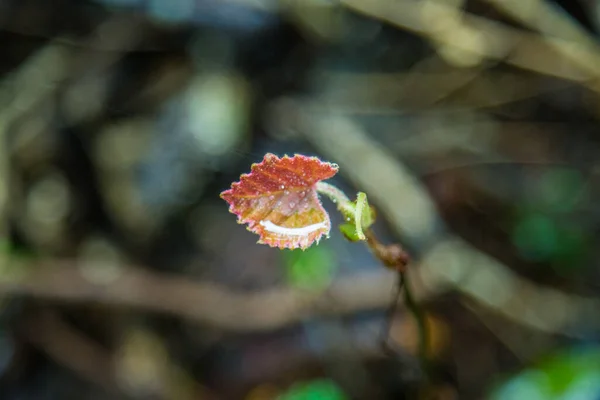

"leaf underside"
[220,153,339,250]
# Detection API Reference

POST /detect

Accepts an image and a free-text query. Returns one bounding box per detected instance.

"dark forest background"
[0,0,600,399]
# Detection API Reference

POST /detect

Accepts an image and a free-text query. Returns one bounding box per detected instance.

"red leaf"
[220,153,339,249]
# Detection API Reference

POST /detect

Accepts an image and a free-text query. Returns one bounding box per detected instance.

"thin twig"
[380,273,404,351]
[401,272,428,367]
[315,181,355,217]
[380,272,430,380]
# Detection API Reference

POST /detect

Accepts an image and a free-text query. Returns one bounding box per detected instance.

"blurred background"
[1,0,600,399]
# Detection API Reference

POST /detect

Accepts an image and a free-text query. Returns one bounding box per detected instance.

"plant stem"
[315,181,354,217]
[317,182,428,373]
[401,272,429,371]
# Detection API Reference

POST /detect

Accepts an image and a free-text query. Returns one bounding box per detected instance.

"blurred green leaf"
[512,212,589,274]
[278,379,348,400]
[491,370,552,400]
[0,239,36,279]
[513,167,591,273]
[490,347,600,400]
[513,213,558,262]
[0,239,35,260]
[282,245,337,291]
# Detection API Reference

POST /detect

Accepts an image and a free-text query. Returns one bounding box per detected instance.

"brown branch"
[1,260,408,333]
[3,244,599,338]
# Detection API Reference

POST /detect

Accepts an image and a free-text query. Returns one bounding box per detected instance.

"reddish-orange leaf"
[220,153,339,250]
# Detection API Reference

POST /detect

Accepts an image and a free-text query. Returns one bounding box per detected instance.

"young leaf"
[220,153,339,250]
[339,196,376,243]
[339,223,362,242]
